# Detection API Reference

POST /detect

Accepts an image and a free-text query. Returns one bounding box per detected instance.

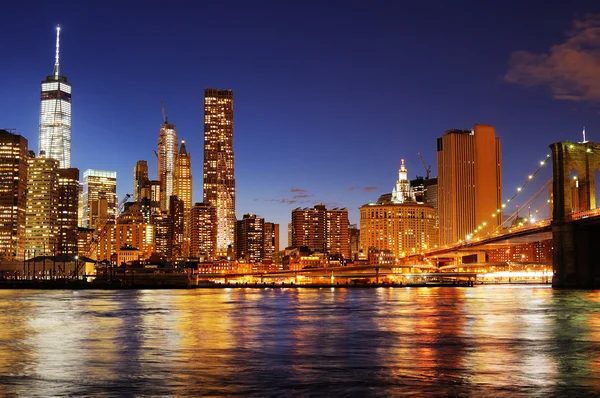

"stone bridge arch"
[550,141,600,221]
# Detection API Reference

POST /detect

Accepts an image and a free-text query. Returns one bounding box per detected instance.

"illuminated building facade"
[236,214,265,263]
[291,205,350,257]
[360,162,438,258]
[134,160,149,202]
[157,113,177,211]
[169,196,184,259]
[81,169,117,229]
[0,130,28,260]
[190,202,217,260]
[437,124,502,246]
[96,203,155,261]
[174,140,192,256]
[39,25,72,168]
[359,202,438,258]
[203,88,235,256]
[263,222,280,260]
[57,168,80,254]
[26,155,60,256]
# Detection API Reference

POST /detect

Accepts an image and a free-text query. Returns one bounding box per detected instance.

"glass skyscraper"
[39,25,72,168]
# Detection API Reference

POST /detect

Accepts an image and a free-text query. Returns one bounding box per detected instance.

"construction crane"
[418,152,431,180]
[84,193,132,261]
[160,101,168,124]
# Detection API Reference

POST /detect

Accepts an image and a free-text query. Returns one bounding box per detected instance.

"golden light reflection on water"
[0,286,598,396]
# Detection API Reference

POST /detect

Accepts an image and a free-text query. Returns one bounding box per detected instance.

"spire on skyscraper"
[53,24,61,78]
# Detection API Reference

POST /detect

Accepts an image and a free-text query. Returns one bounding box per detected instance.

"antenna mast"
[160,101,168,124]
[53,24,61,78]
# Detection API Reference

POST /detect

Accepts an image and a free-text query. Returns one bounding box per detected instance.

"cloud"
[290,188,307,193]
[505,14,600,102]
[347,186,357,191]
[266,198,301,205]
[363,186,378,192]
[292,193,311,199]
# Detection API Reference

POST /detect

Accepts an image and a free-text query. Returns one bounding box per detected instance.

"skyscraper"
[174,140,192,256]
[157,103,177,212]
[190,202,217,260]
[81,169,118,229]
[0,130,28,260]
[437,124,502,246]
[26,154,60,256]
[263,222,280,260]
[203,89,235,257]
[57,168,80,254]
[39,25,72,168]
[133,160,149,202]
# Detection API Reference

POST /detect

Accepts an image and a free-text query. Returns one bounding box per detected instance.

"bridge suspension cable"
[495,178,551,232]
[466,154,551,241]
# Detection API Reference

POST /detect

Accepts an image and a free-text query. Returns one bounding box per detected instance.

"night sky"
[3,1,600,246]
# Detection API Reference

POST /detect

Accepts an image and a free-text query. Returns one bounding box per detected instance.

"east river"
[0,286,599,397]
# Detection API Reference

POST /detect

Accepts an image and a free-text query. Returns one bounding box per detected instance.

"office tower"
[169,196,184,259]
[134,160,149,202]
[152,211,170,256]
[203,88,235,256]
[291,205,350,257]
[437,124,502,246]
[39,25,72,168]
[264,222,280,260]
[190,202,217,260]
[174,140,192,256]
[236,214,265,263]
[81,169,117,229]
[57,168,80,254]
[0,130,28,260]
[360,163,438,258]
[157,103,177,212]
[26,154,60,256]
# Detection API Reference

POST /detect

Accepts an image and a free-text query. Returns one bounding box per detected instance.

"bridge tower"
[550,140,600,287]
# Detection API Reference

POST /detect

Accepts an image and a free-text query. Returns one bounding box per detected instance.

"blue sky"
[3,1,600,246]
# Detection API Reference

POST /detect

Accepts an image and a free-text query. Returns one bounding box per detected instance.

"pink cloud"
[505,14,600,102]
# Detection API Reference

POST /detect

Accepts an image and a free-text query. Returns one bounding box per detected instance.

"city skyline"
[3,2,600,247]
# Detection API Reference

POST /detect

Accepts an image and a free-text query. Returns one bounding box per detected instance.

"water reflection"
[0,286,598,396]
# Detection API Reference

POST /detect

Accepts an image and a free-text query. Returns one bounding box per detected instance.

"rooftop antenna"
[582,126,587,143]
[53,24,61,78]
[160,101,168,124]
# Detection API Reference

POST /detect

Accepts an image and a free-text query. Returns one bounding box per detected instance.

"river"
[0,285,598,397]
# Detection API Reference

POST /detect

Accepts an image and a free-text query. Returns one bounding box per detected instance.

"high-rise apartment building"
[360,162,438,258]
[291,205,350,258]
[190,202,217,260]
[437,124,502,246]
[236,214,265,263]
[134,160,149,202]
[157,105,177,212]
[57,168,80,254]
[81,169,117,229]
[0,130,28,260]
[203,88,235,256]
[26,154,60,256]
[264,222,280,260]
[39,25,72,168]
[169,196,184,259]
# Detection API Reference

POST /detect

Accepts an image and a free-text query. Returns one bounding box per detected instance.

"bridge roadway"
[196,264,477,282]
[422,221,553,258]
